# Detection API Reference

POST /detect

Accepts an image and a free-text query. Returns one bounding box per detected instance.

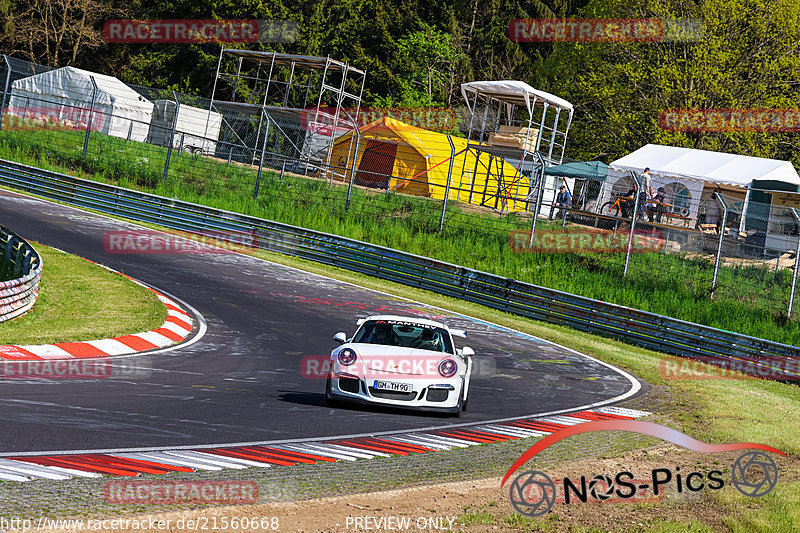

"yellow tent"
[327,116,531,212]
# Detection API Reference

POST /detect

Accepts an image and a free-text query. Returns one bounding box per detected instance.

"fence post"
[82,77,98,159]
[162,92,180,182]
[439,135,456,232]
[528,158,546,246]
[253,110,270,199]
[788,208,800,316]
[0,55,12,133]
[623,170,643,277]
[710,191,728,299]
[345,130,361,212]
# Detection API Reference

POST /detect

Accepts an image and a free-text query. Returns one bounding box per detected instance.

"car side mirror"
[461,346,475,356]
[333,332,347,344]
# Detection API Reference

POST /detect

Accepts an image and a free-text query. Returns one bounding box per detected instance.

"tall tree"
[539,0,800,163]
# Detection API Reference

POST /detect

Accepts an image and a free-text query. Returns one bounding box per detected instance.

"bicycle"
[600,193,635,218]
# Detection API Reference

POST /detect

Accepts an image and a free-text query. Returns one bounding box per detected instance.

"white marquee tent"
[7,66,154,142]
[600,144,800,225]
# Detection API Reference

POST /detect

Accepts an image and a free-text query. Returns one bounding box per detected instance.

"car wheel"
[325,375,336,406]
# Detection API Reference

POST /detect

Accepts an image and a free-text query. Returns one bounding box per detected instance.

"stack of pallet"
[487,125,540,152]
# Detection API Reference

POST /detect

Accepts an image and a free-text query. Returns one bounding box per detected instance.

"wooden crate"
[487,125,540,152]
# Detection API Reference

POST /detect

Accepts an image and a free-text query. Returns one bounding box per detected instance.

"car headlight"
[438,358,458,378]
[338,348,357,366]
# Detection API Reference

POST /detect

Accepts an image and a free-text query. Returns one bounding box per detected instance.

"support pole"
[788,208,800,316]
[0,55,12,132]
[345,131,362,212]
[623,170,643,277]
[439,135,456,232]
[528,157,546,246]
[710,191,728,299]
[205,46,224,141]
[253,110,270,199]
[162,92,180,182]
[82,77,98,159]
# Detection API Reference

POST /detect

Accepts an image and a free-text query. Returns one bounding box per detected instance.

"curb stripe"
[53,343,108,358]
[0,409,650,481]
[113,335,159,351]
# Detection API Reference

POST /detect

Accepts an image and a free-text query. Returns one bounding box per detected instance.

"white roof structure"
[609,144,800,188]
[12,66,150,114]
[461,80,573,115]
[9,66,153,142]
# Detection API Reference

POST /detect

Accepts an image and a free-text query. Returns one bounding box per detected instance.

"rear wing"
[450,329,467,338]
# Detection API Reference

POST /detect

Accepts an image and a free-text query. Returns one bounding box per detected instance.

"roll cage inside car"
[352,320,455,354]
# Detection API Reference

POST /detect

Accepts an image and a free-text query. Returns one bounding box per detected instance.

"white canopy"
[609,144,800,188]
[8,66,153,142]
[461,80,573,116]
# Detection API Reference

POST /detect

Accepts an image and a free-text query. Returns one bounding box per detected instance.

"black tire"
[325,375,336,406]
[181,145,194,154]
[601,201,620,218]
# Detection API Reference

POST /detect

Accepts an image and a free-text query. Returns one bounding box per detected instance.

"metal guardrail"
[1,158,798,376]
[0,223,42,322]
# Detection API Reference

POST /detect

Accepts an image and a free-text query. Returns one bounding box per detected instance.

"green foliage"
[540,0,800,163]
[392,22,462,107]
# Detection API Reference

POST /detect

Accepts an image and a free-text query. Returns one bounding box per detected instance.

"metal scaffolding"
[459,81,574,214]
[208,49,366,173]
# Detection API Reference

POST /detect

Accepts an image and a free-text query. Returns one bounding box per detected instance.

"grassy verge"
[0,243,166,344]
[0,127,798,345]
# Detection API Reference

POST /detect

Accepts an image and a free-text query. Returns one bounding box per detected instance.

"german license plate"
[374,380,412,392]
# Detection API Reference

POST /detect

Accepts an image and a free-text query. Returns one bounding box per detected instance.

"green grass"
[0,243,166,344]
[0,126,798,345]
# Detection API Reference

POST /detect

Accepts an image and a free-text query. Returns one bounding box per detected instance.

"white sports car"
[326,315,475,415]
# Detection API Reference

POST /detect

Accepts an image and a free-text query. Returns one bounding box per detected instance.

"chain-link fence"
[0,54,799,338]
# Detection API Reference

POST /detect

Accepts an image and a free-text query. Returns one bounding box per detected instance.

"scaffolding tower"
[208,49,366,173]
[459,81,574,214]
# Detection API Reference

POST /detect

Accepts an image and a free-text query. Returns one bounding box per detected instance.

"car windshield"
[353,320,454,353]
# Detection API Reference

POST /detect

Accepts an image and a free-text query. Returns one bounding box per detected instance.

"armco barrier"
[1,158,798,376]
[0,224,42,322]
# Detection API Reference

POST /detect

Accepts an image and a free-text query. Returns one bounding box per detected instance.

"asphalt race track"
[0,189,645,454]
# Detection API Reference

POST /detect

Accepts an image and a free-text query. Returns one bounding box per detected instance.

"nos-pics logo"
[502,421,783,517]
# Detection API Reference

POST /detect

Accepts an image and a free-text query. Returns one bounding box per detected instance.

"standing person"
[549,184,573,221]
[640,167,655,220]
